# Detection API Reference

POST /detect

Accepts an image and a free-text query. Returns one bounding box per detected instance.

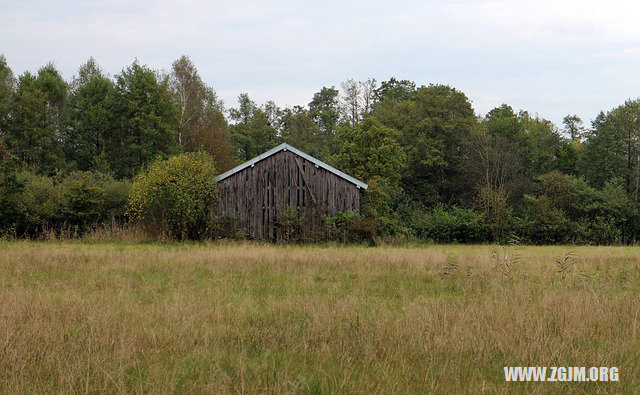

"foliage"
[57,173,108,233]
[56,172,130,233]
[110,61,179,178]
[5,66,67,174]
[325,210,376,244]
[127,152,218,240]
[476,105,561,198]
[523,195,572,244]
[581,100,640,198]
[373,84,477,206]
[9,171,130,237]
[277,206,301,243]
[229,93,279,161]
[476,186,513,242]
[518,172,636,244]
[100,175,131,221]
[171,55,234,172]
[404,203,486,243]
[330,117,403,185]
[555,138,581,176]
[329,116,404,232]
[0,55,15,136]
[4,54,640,245]
[63,58,116,172]
[0,157,23,233]
[279,106,325,159]
[373,77,416,104]
[308,86,340,144]
[15,172,60,234]
[563,114,584,141]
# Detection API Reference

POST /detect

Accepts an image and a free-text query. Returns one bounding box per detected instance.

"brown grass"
[0,242,638,393]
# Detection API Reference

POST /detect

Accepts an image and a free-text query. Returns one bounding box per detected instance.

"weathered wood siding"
[217,150,361,239]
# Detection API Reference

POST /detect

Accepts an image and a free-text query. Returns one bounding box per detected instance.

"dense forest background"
[1,54,639,244]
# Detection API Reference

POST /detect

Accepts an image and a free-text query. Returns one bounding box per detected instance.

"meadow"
[0,241,638,393]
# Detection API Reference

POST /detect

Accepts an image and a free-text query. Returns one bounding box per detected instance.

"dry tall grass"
[0,242,638,393]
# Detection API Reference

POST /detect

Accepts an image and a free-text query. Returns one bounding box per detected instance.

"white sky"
[2,0,640,126]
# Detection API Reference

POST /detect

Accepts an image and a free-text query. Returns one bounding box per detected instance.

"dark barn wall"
[217,150,361,239]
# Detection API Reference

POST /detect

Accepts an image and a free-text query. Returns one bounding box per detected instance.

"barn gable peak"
[214,143,369,189]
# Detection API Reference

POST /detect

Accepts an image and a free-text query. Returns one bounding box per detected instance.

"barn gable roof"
[214,143,369,189]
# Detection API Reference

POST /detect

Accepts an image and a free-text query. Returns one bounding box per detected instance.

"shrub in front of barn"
[325,210,377,244]
[127,152,219,240]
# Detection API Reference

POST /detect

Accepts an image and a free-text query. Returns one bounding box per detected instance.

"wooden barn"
[214,143,368,239]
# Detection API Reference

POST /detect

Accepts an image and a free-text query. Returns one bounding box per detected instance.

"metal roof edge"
[214,143,369,190]
[283,144,369,189]
[213,143,288,183]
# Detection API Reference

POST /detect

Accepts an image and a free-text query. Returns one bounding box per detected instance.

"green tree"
[0,55,15,137]
[464,123,522,239]
[479,105,562,196]
[582,100,640,200]
[170,55,234,172]
[0,154,22,233]
[373,84,477,206]
[563,114,584,141]
[518,111,561,178]
[309,86,340,144]
[6,64,67,174]
[330,117,404,221]
[229,93,278,160]
[63,58,116,172]
[555,138,581,176]
[110,61,179,178]
[279,106,324,158]
[373,77,416,104]
[0,56,15,229]
[128,152,219,239]
[465,123,526,200]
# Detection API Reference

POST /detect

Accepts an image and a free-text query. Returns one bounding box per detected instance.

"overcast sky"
[2,0,639,126]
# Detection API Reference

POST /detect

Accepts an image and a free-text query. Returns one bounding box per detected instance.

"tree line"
[0,54,639,244]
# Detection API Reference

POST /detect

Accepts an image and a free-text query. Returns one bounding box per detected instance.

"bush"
[476,187,513,242]
[16,173,60,235]
[325,210,376,244]
[0,159,23,234]
[409,204,486,243]
[277,206,300,243]
[522,195,572,244]
[57,172,109,233]
[524,173,635,244]
[3,171,130,237]
[61,172,131,222]
[573,217,622,245]
[98,175,131,222]
[127,152,219,240]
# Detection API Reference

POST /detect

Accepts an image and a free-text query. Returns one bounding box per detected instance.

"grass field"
[0,242,638,393]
